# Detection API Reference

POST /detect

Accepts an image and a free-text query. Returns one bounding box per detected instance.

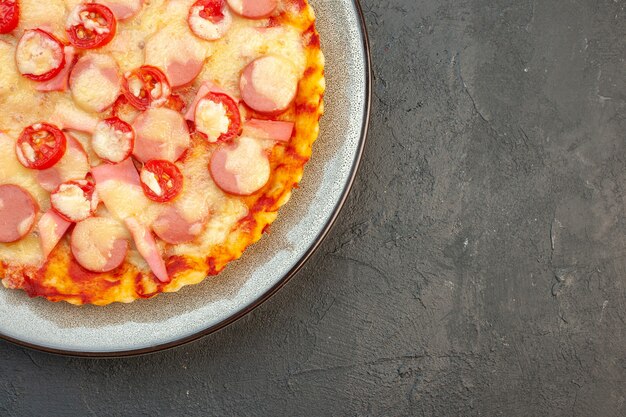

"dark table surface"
[2,0,626,415]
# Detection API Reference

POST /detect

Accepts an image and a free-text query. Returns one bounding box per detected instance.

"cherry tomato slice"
[122,66,171,111]
[16,123,67,170]
[0,0,19,34]
[194,92,241,143]
[92,117,135,164]
[50,180,98,223]
[140,160,184,203]
[192,0,226,24]
[66,3,117,49]
[16,29,66,82]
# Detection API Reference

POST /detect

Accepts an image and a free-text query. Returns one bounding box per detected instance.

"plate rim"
[0,0,372,358]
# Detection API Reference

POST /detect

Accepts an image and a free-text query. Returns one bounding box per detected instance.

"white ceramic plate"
[0,0,371,356]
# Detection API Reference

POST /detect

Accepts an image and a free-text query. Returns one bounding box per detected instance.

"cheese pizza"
[0,0,325,305]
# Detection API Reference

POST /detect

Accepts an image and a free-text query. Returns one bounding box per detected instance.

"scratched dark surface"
[2,0,626,415]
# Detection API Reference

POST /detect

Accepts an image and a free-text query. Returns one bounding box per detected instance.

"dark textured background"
[2,0,626,415]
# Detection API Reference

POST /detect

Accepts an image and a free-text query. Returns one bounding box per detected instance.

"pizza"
[0,0,325,305]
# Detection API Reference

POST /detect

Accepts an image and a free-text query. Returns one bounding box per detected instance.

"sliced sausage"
[132,108,190,163]
[239,56,299,114]
[226,0,277,19]
[242,119,294,143]
[91,157,140,186]
[0,185,39,243]
[209,136,270,196]
[100,0,144,20]
[38,210,71,258]
[144,26,205,87]
[35,46,76,92]
[36,135,90,193]
[71,217,129,272]
[91,158,150,219]
[70,53,121,113]
[125,217,169,282]
[152,207,205,244]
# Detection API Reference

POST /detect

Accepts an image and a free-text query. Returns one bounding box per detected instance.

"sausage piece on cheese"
[209,136,270,196]
[71,217,129,272]
[125,217,169,283]
[38,210,72,258]
[0,184,39,243]
[132,108,190,163]
[152,207,205,244]
[70,54,121,113]
[239,56,299,114]
[242,119,294,143]
[100,0,144,20]
[226,0,277,19]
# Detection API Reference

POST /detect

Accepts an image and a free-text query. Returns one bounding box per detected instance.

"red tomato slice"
[0,0,19,34]
[50,180,98,223]
[16,123,67,170]
[92,117,135,163]
[139,160,184,203]
[122,66,172,111]
[66,3,117,49]
[194,92,241,143]
[16,29,66,82]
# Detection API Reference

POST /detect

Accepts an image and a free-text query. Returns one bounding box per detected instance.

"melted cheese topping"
[140,169,163,196]
[51,183,91,221]
[16,31,63,76]
[92,120,133,163]
[18,0,68,39]
[195,99,229,141]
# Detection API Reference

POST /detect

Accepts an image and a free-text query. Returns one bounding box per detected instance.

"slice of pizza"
[0,0,325,305]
